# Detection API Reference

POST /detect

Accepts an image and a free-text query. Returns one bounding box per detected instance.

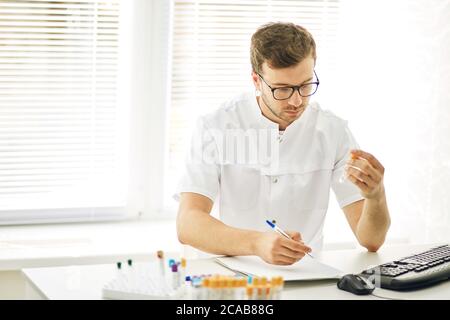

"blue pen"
[265,220,314,258]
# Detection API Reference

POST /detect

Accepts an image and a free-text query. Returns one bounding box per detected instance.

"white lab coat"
[174,92,363,252]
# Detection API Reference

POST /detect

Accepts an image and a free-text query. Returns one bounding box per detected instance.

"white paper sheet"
[215,255,343,281]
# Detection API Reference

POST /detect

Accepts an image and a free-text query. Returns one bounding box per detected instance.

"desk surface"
[23,243,450,300]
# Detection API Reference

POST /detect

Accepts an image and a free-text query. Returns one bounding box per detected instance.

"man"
[175,22,390,265]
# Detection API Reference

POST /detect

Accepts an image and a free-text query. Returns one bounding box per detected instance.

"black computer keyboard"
[359,244,450,291]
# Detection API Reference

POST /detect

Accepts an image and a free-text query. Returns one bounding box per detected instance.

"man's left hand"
[345,149,385,200]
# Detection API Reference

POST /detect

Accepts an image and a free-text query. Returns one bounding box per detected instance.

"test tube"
[278,277,285,300]
[231,278,239,300]
[239,278,247,300]
[260,277,268,300]
[209,277,219,300]
[265,285,272,300]
[115,262,122,279]
[246,285,255,300]
[257,286,264,300]
[339,126,360,183]
[271,276,283,300]
[185,276,192,299]
[339,152,359,183]
[115,261,126,288]
[126,259,136,289]
[171,263,179,290]
[218,277,226,300]
[201,277,210,300]
[192,279,202,300]
[180,258,186,288]
[157,250,165,276]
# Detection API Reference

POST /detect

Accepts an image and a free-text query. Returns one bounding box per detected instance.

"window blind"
[167,0,340,206]
[0,0,127,223]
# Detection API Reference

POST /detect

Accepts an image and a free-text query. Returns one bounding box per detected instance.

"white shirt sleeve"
[173,117,221,202]
[331,123,365,208]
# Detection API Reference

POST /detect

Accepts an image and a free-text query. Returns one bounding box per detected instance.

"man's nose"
[288,89,303,107]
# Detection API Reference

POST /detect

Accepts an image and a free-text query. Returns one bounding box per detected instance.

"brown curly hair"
[250,22,317,74]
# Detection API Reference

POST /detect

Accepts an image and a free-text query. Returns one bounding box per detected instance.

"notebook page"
[215,255,343,281]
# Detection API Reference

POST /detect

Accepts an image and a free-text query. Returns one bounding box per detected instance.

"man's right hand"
[254,231,312,265]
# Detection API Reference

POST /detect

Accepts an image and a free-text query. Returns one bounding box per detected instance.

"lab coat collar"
[248,92,313,132]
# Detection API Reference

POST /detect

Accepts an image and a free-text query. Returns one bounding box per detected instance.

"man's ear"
[251,71,260,88]
[252,72,262,96]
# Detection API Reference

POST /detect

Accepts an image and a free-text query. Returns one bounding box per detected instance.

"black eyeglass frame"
[257,70,320,100]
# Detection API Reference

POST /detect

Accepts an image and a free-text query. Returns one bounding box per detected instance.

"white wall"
[322,0,450,245]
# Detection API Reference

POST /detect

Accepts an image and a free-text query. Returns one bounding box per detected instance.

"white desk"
[22,243,450,300]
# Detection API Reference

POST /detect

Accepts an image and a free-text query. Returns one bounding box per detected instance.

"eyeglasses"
[257,70,320,100]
